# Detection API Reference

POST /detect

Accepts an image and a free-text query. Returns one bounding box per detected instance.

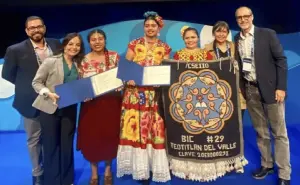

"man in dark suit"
[234,6,291,185]
[1,16,61,185]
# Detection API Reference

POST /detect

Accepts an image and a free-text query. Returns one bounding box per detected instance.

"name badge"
[242,58,252,72]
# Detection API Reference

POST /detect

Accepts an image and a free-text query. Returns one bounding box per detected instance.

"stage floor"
[0,125,299,185]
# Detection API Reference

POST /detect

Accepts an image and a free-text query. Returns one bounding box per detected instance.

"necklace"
[144,37,158,65]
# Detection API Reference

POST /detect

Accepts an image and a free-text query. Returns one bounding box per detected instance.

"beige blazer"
[32,54,78,114]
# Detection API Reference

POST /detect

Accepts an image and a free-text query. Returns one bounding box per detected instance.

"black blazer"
[1,38,61,118]
[234,27,287,104]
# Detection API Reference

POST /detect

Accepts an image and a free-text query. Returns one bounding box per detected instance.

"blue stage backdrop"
[0,20,300,131]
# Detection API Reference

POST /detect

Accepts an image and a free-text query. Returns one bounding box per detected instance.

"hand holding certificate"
[55,67,123,108]
[117,59,171,86]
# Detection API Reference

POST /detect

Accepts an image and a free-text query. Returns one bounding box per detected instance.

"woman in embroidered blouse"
[76,29,122,185]
[169,24,248,182]
[204,21,247,116]
[173,26,213,61]
[116,11,171,183]
[170,26,218,182]
[32,33,85,185]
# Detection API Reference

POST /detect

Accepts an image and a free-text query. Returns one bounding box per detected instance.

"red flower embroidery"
[152,116,165,138]
[190,55,194,61]
[141,127,149,139]
[141,112,151,127]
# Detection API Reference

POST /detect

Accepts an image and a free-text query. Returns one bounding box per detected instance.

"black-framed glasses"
[236,14,252,21]
[27,25,44,32]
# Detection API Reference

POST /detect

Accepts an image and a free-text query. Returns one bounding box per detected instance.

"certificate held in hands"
[55,68,123,108]
[117,59,171,86]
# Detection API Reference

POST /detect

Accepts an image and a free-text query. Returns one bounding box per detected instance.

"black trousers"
[39,105,77,185]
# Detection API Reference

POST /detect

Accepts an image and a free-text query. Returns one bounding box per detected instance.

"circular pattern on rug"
[169,69,234,134]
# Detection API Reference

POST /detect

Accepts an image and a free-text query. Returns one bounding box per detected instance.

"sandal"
[104,174,113,185]
[89,178,98,185]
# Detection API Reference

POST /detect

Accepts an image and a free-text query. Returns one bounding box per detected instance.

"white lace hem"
[170,156,248,182]
[117,145,171,182]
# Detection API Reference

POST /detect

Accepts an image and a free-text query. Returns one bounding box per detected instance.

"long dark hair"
[55,32,85,66]
[87,29,110,67]
[87,29,108,52]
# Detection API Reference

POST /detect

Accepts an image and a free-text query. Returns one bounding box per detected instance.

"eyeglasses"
[27,25,44,32]
[236,14,252,21]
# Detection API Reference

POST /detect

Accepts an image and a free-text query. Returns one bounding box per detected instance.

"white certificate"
[91,68,123,96]
[142,65,171,86]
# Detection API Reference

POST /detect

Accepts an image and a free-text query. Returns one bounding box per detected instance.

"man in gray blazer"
[234,6,291,185]
[1,16,61,185]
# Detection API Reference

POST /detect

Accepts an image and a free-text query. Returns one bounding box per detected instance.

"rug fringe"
[170,156,248,182]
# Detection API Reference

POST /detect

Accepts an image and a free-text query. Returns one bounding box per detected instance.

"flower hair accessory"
[143,11,158,18]
[180,25,190,37]
[143,11,164,29]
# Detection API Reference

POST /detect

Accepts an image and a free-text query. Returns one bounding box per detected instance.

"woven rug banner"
[162,58,244,162]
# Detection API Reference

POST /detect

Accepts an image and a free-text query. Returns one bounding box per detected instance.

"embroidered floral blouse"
[80,50,120,78]
[173,48,213,62]
[128,37,171,66]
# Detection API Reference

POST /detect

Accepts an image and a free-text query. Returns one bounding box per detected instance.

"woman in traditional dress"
[76,29,122,185]
[169,25,247,182]
[173,26,213,61]
[204,21,247,117]
[116,11,171,183]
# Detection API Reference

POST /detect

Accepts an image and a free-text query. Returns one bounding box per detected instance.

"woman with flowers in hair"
[173,26,213,61]
[171,26,214,181]
[170,25,247,182]
[116,11,171,183]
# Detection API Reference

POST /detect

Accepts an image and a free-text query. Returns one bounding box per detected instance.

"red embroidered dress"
[76,51,122,162]
[116,37,171,182]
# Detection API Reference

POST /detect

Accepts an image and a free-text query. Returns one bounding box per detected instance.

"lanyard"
[215,43,231,59]
[239,36,254,59]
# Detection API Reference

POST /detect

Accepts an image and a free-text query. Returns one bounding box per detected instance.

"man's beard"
[29,33,44,43]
